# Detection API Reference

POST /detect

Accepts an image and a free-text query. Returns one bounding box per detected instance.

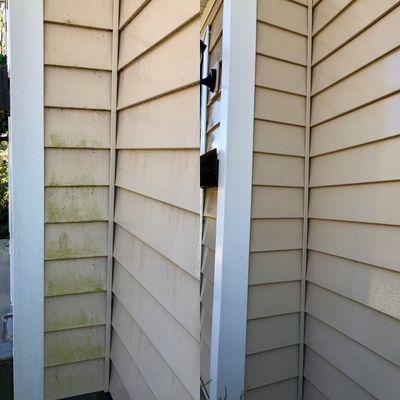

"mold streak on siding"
[43,0,113,397]
[244,1,308,398]
[304,2,400,399]
[109,2,200,399]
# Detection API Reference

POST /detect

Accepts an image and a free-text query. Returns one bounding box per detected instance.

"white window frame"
[8,0,44,398]
[210,0,257,398]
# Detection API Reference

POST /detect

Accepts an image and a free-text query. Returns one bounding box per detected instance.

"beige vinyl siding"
[43,1,112,398]
[110,2,200,399]
[44,360,106,400]
[200,0,223,392]
[304,2,400,399]
[244,1,307,398]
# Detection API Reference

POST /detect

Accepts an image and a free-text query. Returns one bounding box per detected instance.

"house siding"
[304,1,400,398]
[244,0,308,398]
[43,0,113,398]
[109,1,200,399]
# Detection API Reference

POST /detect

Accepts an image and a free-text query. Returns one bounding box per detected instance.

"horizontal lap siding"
[110,1,200,399]
[305,2,400,398]
[200,0,223,392]
[244,1,307,398]
[43,1,112,398]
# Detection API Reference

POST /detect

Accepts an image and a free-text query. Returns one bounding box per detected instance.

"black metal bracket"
[200,149,219,188]
[201,69,217,93]
[200,40,207,56]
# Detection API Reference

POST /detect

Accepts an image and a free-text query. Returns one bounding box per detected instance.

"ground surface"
[0,239,12,359]
[66,392,112,399]
[0,239,12,399]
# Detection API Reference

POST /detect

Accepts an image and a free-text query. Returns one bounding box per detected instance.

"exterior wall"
[43,1,113,398]
[200,0,223,393]
[245,0,308,398]
[109,1,200,400]
[304,1,400,399]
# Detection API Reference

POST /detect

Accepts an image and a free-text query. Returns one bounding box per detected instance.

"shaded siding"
[43,1,112,398]
[200,0,223,393]
[244,0,308,398]
[304,1,400,398]
[110,1,200,399]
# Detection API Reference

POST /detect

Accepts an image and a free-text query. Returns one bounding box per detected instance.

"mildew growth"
[45,187,108,223]
[44,359,104,399]
[46,232,73,260]
[46,173,96,187]
[45,258,107,297]
[46,273,105,297]
[45,327,105,367]
[46,309,104,332]
[45,291,106,332]
[48,133,103,149]
[45,222,107,260]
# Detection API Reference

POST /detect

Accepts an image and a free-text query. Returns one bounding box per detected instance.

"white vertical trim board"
[8,0,44,399]
[210,1,257,399]
[104,0,120,391]
[298,2,313,399]
[200,26,210,400]
[200,27,210,157]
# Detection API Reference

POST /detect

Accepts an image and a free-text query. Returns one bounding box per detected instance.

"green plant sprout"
[201,380,249,400]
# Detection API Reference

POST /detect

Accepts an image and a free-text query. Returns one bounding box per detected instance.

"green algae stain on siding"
[45,258,107,297]
[45,187,108,223]
[46,232,73,260]
[46,271,105,296]
[48,133,104,149]
[45,327,105,367]
[45,222,107,260]
[46,309,105,332]
[45,292,106,332]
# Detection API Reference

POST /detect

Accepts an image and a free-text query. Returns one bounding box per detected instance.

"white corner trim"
[104,0,120,391]
[210,0,257,399]
[298,1,313,399]
[8,0,44,399]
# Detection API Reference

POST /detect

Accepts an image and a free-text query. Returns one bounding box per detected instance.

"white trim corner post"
[104,0,120,391]
[210,0,257,399]
[298,1,313,399]
[9,0,44,399]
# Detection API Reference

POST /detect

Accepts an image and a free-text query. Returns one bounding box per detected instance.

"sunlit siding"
[304,1,400,398]
[109,1,200,399]
[244,0,308,398]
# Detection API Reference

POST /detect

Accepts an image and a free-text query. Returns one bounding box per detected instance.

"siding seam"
[111,304,197,399]
[113,254,199,340]
[117,81,199,112]
[118,13,200,71]
[104,0,120,391]
[113,219,199,280]
[306,280,400,326]
[119,0,151,30]
[298,1,313,398]
[312,0,357,37]
[312,1,400,66]
[312,43,400,97]
[304,341,382,398]
[257,19,308,38]
[43,19,113,32]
